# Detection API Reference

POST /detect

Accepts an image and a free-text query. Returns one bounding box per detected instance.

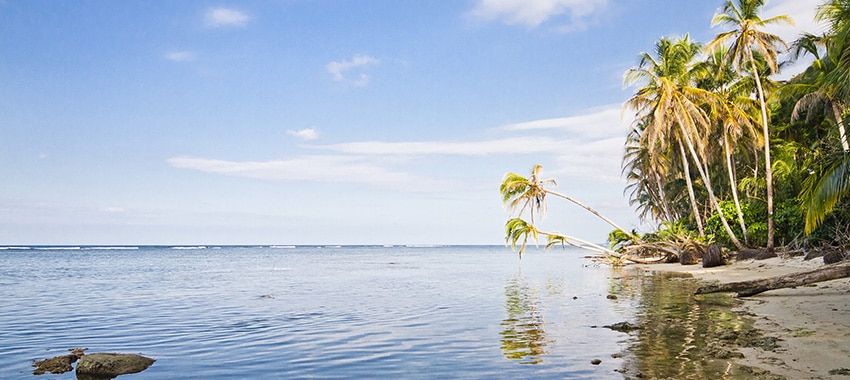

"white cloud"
[469,0,608,29]
[326,54,379,86]
[500,104,630,139]
[164,51,196,62]
[205,7,251,27]
[287,128,319,141]
[317,136,565,156]
[167,155,450,191]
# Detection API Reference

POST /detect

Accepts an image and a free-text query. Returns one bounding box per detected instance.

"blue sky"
[0,0,822,244]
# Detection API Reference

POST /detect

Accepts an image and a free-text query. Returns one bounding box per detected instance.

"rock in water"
[32,348,87,375]
[75,353,155,377]
[590,359,602,365]
[603,321,641,333]
[702,244,725,268]
[33,355,76,375]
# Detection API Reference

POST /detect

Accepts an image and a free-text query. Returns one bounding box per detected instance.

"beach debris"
[603,321,641,333]
[679,245,704,265]
[32,348,87,375]
[696,261,850,296]
[590,358,601,365]
[829,368,850,376]
[702,244,726,268]
[75,353,155,378]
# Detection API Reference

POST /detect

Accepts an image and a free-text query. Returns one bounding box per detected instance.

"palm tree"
[501,164,633,235]
[694,47,762,244]
[625,36,745,249]
[788,32,850,151]
[707,0,793,252]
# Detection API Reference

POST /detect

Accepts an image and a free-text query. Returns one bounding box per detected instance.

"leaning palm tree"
[626,36,745,249]
[707,0,793,252]
[501,164,634,236]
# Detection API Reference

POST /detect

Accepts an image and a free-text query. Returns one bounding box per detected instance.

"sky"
[0,0,825,245]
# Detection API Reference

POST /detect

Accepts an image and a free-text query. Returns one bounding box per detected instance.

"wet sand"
[638,257,850,379]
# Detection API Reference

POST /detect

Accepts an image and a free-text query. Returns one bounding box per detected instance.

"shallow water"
[0,246,751,379]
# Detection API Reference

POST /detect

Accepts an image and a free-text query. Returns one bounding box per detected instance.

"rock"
[33,355,76,375]
[606,294,618,300]
[76,353,155,378]
[572,296,578,300]
[824,251,847,265]
[603,321,641,333]
[590,359,601,365]
[32,348,87,375]
[702,244,726,268]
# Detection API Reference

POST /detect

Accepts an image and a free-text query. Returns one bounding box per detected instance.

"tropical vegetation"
[502,0,850,260]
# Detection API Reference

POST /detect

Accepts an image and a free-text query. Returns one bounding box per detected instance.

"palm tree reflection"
[500,277,548,364]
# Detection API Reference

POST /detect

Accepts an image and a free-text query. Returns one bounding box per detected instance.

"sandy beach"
[639,257,850,379]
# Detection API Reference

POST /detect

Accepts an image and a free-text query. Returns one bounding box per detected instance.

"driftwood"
[696,262,850,297]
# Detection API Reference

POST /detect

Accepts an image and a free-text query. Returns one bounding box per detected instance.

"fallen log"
[695,262,850,297]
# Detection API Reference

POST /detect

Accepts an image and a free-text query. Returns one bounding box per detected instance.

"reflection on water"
[613,270,758,379]
[500,277,548,364]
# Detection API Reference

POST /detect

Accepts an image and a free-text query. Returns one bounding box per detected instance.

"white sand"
[638,257,850,379]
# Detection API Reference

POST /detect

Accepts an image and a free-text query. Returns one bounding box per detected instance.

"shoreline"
[635,257,850,379]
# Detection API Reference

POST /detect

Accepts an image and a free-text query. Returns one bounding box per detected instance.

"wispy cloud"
[164,51,196,62]
[500,104,630,139]
[205,7,251,27]
[469,0,608,30]
[326,54,379,86]
[167,155,450,191]
[316,136,564,156]
[287,128,319,141]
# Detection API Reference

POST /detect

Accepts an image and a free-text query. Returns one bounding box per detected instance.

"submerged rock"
[590,358,601,365]
[603,321,641,333]
[32,348,87,375]
[75,353,155,378]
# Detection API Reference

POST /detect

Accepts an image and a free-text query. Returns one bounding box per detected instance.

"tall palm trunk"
[680,125,744,249]
[724,134,749,245]
[679,142,705,236]
[655,174,674,222]
[749,52,775,252]
[832,102,850,152]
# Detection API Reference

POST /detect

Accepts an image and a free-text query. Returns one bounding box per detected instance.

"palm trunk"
[542,189,631,234]
[724,134,749,245]
[831,102,849,152]
[750,53,775,252]
[537,229,620,256]
[655,174,674,222]
[680,125,744,249]
[679,143,705,236]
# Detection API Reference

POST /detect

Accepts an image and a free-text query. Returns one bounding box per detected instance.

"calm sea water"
[0,246,656,379]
